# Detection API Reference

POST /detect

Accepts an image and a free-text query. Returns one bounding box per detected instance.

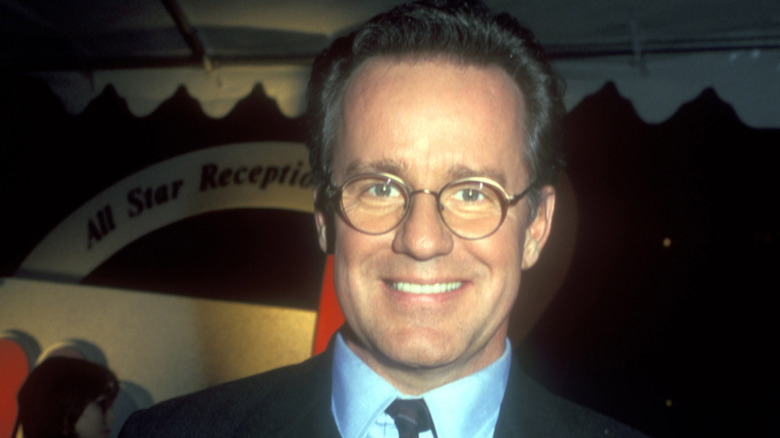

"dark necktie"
[385,398,437,438]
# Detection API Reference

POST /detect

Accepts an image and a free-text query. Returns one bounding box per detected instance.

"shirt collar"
[331,332,512,438]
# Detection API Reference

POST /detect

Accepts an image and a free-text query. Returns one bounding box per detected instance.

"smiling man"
[119,1,647,437]
[320,57,546,396]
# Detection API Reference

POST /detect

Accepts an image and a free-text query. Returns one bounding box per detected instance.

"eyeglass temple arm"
[508,179,536,205]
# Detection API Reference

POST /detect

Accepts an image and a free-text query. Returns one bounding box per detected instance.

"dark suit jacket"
[119,347,648,437]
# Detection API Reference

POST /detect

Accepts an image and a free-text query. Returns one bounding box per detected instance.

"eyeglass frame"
[326,172,536,240]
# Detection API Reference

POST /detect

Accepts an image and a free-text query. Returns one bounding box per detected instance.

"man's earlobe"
[317,222,328,253]
[522,234,540,269]
[314,189,331,253]
[521,185,556,270]
[314,209,329,253]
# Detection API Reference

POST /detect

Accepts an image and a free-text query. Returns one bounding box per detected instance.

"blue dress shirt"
[331,332,512,438]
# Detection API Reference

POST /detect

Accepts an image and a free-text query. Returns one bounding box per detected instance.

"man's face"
[316,57,554,388]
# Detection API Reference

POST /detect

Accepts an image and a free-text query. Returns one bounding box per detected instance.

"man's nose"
[391,193,454,260]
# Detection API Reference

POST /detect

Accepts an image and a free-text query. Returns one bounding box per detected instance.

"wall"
[0,277,316,405]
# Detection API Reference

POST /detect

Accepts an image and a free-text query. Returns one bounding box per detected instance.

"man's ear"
[522,185,556,270]
[313,190,330,253]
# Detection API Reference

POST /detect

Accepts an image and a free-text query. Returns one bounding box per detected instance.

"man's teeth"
[389,281,462,294]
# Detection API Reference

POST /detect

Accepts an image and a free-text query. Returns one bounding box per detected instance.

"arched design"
[17,142,314,282]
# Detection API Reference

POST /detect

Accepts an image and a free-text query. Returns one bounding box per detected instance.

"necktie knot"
[386,398,435,438]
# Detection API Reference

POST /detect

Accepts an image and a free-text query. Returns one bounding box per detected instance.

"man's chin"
[376,337,468,370]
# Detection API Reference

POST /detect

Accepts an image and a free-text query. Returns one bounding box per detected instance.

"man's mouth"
[387,281,462,294]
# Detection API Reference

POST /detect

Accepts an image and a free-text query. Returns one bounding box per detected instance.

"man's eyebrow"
[343,161,513,187]
[343,160,407,177]
[448,165,509,187]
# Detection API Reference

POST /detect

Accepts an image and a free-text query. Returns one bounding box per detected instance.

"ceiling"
[3,0,780,71]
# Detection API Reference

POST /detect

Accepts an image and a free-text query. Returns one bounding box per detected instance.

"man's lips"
[386,281,463,294]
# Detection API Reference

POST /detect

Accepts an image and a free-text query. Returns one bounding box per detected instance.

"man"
[120,1,647,436]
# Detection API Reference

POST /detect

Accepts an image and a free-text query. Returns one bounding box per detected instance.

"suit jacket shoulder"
[494,355,650,437]
[119,351,340,438]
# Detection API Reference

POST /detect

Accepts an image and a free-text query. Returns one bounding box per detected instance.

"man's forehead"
[345,55,521,98]
[332,56,529,186]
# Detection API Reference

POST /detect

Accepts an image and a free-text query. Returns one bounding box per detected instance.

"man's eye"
[456,188,484,202]
[368,183,398,198]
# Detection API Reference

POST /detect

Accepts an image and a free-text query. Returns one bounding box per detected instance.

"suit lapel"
[232,347,341,437]
[279,346,341,438]
[493,354,524,437]
[286,391,341,438]
[493,353,572,437]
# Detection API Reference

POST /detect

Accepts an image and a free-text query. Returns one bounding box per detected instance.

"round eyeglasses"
[329,172,535,240]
